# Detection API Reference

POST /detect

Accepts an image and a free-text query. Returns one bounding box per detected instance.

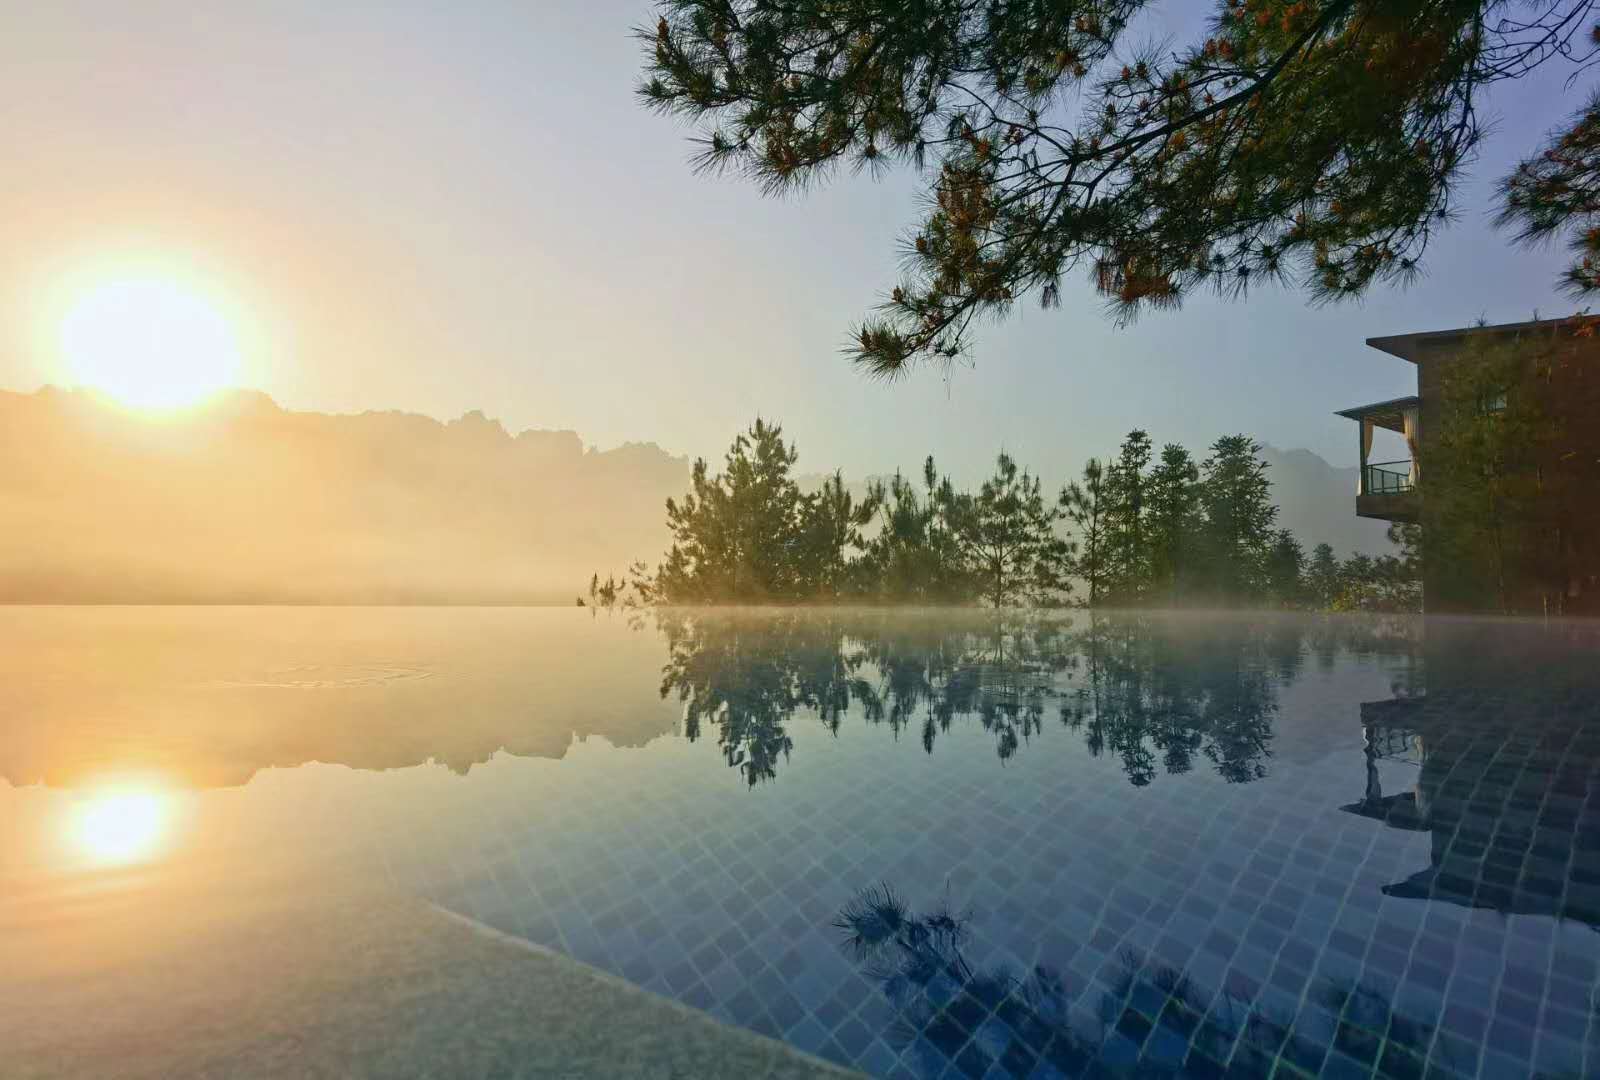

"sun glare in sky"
[60,275,243,410]
[68,783,176,867]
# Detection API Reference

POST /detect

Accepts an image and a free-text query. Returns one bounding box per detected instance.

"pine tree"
[1147,444,1201,602]
[657,418,806,602]
[642,1,1596,373]
[799,470,879,599]
[1305,543,1342,609]
[1196,436,1278,603]
[1104,430,1153,604]
[947,452,1073,607]
[1331,546,1421,613]
[1061,459,1113,608]
[1264,529,1307,608]
[860,457,972,601]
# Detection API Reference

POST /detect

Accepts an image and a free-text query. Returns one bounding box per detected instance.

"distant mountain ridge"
[1256,445,1395,559]
[0,388,1391,603]
[0,387,688,603]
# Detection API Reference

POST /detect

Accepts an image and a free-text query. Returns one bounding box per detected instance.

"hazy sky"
[0,1,1584,483]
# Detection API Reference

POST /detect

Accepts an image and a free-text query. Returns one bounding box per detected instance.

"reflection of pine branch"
[838,883,1462,1076]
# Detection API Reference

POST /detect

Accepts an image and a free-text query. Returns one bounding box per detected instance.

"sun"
[68,785,176,867]
[60,276,243,410]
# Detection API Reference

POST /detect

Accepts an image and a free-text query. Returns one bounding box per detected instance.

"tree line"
[586,419,1418,610]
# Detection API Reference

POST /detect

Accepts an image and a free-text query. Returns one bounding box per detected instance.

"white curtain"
[1359,419,1374,494]
[1402,407,1419,485]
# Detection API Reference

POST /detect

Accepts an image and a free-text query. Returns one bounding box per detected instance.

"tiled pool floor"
[376,613,1599,1079]
[3,608,1596,1078]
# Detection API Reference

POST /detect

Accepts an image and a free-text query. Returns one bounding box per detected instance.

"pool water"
[2,608,1596,1079]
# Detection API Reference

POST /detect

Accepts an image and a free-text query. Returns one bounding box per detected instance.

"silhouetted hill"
[0,388,688,603]
[1257,445,1394,558]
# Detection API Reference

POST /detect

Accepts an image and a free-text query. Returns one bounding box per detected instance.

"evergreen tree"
[1305,543,1342,609]
[919,456,975,601]
[1264,529,1307,608]
[1332,546,1422,613]
[799,470,879,599]
[656,418,806,602]
[1196,436,1278,603]
[1387,522,1423,592]
[860,457,972,601]
[1104,430,1153,603]
[1061,459,1113,608]
[1147,444,1201,601]
[1336,553,1376,611]
[947,452,1073,607]
[588,572,623,610]
[641,0,1595,373]
[860,470,926,600]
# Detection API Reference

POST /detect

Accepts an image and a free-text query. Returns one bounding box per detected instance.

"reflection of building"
[1342,692,1600,928]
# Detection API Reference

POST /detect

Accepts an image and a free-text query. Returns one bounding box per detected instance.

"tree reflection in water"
[655,610,871,785]
[1060,615,1291,786]
[833,883,1465,1079]
[655,611,1084,784]
[653,611,1421,787]
[849,613,1078,761]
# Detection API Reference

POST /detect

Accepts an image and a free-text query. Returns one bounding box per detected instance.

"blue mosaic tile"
[380,613,1600,1079]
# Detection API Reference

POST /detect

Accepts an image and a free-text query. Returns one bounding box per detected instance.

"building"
[1337,318,1599,615]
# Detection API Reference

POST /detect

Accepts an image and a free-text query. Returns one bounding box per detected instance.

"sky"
[0,0,1586,484]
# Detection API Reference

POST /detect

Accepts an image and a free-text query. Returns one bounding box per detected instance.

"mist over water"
[0,388,688,604]
[3,607,1597,1078]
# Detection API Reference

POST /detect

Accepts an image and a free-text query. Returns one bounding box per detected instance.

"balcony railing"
[1363,460,1415,495]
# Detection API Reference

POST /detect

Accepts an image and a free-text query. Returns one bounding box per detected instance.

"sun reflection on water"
[67,782,177,867]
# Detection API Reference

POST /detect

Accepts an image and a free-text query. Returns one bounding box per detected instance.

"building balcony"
[1357,461,1419,522]
[1337,396,1421,524]
[1363,460,1414,495]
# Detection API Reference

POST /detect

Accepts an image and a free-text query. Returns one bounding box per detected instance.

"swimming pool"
[3,608,1595,1078]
